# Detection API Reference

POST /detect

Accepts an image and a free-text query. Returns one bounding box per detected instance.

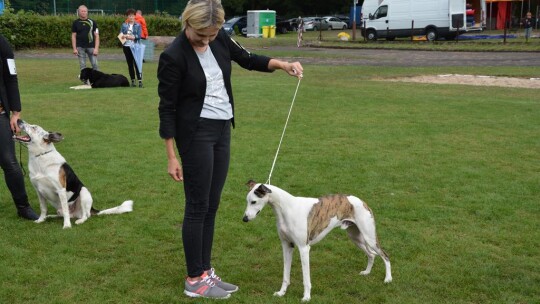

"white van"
[361,0,486,41]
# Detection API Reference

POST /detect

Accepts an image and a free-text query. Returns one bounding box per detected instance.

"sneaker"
[207,268,239,293]
[184,273,231,299]
[138,81,143,88]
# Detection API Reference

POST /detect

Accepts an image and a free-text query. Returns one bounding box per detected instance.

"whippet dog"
[243,180,392,302]
[13,120,133,229]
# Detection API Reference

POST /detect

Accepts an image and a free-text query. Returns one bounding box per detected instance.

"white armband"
[7,59,17,75]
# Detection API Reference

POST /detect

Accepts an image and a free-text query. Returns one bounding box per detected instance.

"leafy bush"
[0,10,181,49]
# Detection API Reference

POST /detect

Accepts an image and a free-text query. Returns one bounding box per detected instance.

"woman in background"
[119,8,143,87]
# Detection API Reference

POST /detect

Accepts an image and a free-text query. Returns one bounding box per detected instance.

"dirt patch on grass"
[386,74,540,89]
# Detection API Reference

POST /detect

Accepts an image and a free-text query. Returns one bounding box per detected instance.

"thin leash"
[266,75,302,185]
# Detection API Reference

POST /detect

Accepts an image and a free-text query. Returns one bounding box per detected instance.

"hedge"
[0,10,182,49]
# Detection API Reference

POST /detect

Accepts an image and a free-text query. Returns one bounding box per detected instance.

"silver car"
[322,16,348,30]
[303,17,330,31]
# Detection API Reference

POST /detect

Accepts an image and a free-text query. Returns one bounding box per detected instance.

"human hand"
[93,49,99,56]
[73,49,78,56]
[288,61,304,78]
[10,111,20,133]
[168,158,184,182]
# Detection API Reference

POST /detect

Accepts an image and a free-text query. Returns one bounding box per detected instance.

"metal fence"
[9,0,189,16]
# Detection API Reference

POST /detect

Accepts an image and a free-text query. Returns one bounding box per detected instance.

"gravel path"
[15,45,540,67]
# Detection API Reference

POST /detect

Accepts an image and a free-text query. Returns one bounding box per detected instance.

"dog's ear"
[254,184,272,198]
[246,180,258,189]
[45,132,63,143]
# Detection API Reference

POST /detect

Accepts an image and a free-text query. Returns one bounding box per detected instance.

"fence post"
[411,20,414,41]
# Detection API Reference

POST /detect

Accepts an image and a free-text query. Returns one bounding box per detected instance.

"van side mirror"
[369,13,374,20]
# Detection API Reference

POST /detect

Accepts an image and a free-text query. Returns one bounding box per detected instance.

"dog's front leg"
[298,245,311,302]
[57,189,72,229]
[35,193,48,223]
[274,240,294,298]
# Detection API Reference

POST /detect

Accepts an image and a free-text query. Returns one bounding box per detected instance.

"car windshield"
[224,17,241,26]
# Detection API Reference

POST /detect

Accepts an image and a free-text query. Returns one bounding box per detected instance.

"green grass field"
[0,51,538,303]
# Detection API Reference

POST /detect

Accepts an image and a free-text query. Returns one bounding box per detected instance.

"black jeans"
[180,118,231,278]
[122,46,141,80]
[0,112,29,208]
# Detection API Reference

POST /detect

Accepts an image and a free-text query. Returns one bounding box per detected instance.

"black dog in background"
[79,68,129,88]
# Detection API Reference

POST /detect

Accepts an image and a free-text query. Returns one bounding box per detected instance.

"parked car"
[303,17,330,31]
[322,16,348,30]
[285,18,300,32]
[336,15,352,28]
[223,16,247,36]
[276,16,297,34]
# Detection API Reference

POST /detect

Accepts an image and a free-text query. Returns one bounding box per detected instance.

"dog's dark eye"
[250,201,257,205]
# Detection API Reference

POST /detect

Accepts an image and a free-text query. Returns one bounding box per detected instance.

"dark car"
[223,16,247,36]
[276,16,297,34]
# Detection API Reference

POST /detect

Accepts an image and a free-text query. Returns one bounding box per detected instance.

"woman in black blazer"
[158,0,302,299]
[0,34,39,220]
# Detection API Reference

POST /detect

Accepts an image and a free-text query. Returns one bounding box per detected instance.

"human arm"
[93,29,100,55]
[0,34,22,130]
[71,32,78,55]
[165,138,183,182]
[268,59,303,78]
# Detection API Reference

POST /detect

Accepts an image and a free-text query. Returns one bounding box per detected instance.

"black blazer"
[158,29,272,154]
[0,34,22,116]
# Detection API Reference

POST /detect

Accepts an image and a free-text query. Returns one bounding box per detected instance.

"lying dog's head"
[243,180,272,222]
[13,120,63,153]
[79,67,103,84]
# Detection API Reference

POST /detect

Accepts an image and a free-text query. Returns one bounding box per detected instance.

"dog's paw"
[301,296,311,302]
[273,291,286,297]
[62,224,72,229]
[360,270,371,276]
[35,218,46,223]
[75,218,87,225]
[384,277,393,283]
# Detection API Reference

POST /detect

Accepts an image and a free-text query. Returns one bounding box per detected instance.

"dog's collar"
[34,150,54,158]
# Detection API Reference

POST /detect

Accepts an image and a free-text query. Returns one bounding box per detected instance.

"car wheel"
[426,28,438,41]
[367,29,377,41]
[342,25,347,30]
[328,26,332,30]
[313,26,318,31]
[291,26,297,32]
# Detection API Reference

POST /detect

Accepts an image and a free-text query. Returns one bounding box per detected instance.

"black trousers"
[180,118,231,278]
[122,46,141,80]
[0,112,30,208]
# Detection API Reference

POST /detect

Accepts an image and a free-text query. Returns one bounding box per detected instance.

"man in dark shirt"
[71,5,100,71]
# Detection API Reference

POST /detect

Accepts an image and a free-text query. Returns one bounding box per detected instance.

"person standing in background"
[120,8,143,88]
[522,12,533,42]
[136,10,149,39]
[0,34,39,221]
[71,5,100,71]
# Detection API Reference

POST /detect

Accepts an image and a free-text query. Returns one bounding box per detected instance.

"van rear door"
[449,0,465,30]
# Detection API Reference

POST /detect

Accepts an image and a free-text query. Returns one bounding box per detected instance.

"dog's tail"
[96,200,134,215]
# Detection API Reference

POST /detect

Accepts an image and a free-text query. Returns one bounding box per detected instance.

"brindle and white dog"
[243,180,392,302]
[13,120,133,229]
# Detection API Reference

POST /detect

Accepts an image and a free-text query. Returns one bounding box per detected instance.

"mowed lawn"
[0,53,538,304]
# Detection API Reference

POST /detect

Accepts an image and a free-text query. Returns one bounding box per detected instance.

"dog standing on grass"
[243,180,392,302]
[13,120,133,229]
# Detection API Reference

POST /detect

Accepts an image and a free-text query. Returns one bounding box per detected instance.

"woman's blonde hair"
[181,0,225,30]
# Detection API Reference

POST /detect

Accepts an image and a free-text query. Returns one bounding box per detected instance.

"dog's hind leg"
[75,188,93,225]
[298,244,312,302]
[274,240,294,298]
[346,224,376,275]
